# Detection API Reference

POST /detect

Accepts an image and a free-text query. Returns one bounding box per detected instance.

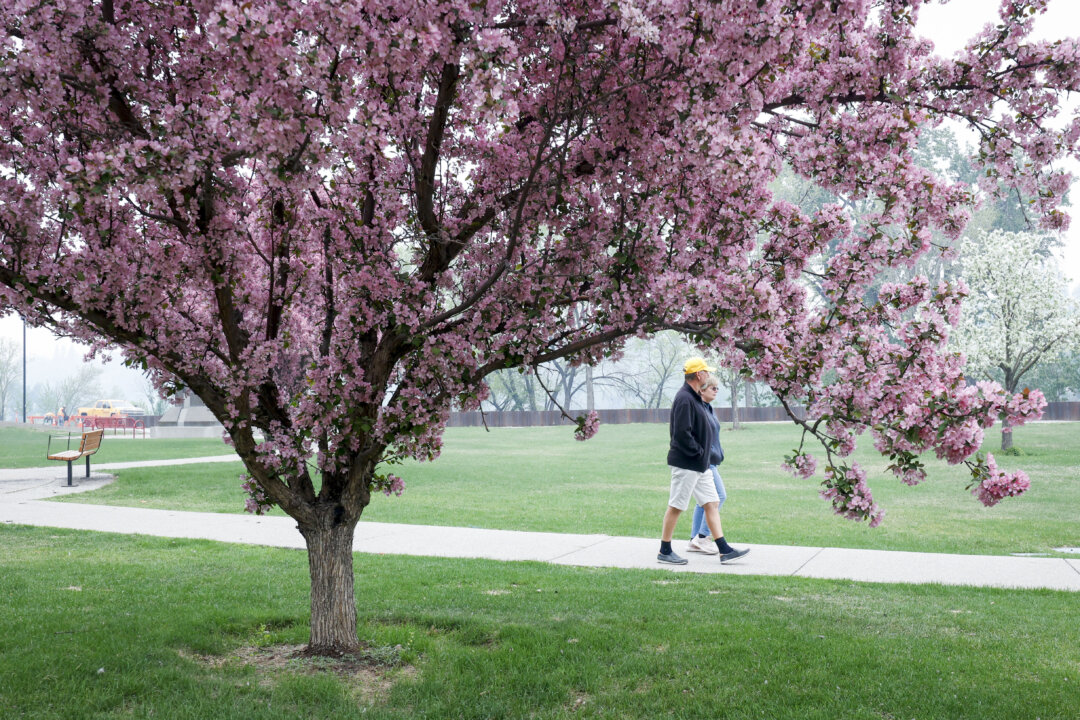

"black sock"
[716,537,734,554]
[660,540,673,555]
[697,533,708,539]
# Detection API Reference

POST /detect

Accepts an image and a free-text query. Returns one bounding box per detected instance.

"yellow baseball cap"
[683,357,715,374]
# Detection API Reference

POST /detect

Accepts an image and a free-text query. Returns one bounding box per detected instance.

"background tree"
[952,230,1080,450]
[138,377,170,417]
[709,364,746,430]
[1,1,1075,654]
[1020,350,1080,401]
[537,359,588,412]
[35,365,103,419]
[0,337,18,420]
[485,367,544,412]
[602,333,693,409]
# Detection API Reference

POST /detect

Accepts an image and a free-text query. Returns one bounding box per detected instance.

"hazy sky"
[2,0,1079,393]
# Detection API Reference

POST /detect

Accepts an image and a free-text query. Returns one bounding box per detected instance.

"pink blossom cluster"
[782,451,818,480]
[370,473,406,498]
[820,464,884,528]
[241,476,274,515]
[970,454,1031,508]
[574,412,600,442]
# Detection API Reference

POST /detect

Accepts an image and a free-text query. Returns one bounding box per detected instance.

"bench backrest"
[80,429,104,455]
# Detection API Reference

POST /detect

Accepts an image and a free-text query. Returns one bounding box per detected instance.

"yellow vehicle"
[76,399,145,418]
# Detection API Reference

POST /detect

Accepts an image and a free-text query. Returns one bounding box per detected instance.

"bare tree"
[728,376,741,430]
[36,365,103,418]
[483,368,542,411]
[138,377,169,416]
[604,333,692,408]
[539,360,589,411]
[0,338,18,421]
[708,365,744,430]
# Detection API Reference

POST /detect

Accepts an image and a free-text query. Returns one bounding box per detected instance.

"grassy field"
[43,421,1080,557]
[1,524,1078,720]
[0,425,234,468]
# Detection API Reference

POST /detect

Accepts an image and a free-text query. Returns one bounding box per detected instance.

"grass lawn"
[1,524,1078,720]
[0,426,234,468]
[48,421,1080,557]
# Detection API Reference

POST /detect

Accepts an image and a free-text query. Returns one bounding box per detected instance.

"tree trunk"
[586,366,595,413]
[299,516,361,655]
[1001,418,1014,452]
[729,379,740,430]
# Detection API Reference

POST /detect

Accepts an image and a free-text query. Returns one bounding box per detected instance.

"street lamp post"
[22,316,26,424]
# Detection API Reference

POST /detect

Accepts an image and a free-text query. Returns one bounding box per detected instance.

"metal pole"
[22,317,26,424]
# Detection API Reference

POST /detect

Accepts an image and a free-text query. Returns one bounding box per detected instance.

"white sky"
[2,0,1079,395]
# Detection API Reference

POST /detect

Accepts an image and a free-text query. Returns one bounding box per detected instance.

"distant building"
[156,391,225,438]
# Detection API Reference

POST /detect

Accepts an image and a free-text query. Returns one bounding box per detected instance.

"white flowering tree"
[954,230,1080,450]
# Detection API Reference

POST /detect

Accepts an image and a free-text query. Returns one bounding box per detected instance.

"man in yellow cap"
[657,357,750,565]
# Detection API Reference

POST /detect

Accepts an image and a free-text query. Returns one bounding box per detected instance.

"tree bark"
[729,379,741,430]
[586,366,595,412]
[1001,418,1014,452]
[299,515,361,655]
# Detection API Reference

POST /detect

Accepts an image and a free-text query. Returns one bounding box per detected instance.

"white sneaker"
[687,536,719,554]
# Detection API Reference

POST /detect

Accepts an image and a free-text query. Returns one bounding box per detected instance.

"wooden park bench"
[47,429,105,487]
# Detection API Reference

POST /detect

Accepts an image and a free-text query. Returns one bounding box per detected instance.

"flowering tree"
[953,230,1080,450]
[2,0,1078,653]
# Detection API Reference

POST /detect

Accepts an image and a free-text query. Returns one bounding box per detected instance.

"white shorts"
[668,466,720,511]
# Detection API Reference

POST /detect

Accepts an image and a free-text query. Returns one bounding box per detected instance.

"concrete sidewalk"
[2,460,1079,592]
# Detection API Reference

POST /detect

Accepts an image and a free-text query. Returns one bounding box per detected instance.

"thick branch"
[415,60,461,271]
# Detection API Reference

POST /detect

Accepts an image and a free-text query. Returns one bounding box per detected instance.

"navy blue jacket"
[667,383,713,472]
[707,409,724,466]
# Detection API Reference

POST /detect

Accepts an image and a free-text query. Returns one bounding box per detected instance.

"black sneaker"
[720,547,750,563]
[657,551,688,565]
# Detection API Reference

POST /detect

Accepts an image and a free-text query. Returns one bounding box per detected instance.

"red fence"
[77,416,148,437]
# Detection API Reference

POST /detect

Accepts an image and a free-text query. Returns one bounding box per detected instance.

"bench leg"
[65,461,74,487]
[85,455,91,478]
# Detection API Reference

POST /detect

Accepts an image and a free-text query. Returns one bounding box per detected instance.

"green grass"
[0,426,233,468]
[50,422,1080,557]
[48,462,250,512]
[1,524,1078,720]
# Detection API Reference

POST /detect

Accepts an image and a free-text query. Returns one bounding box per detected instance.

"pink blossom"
[970,455,1031,507]
[574,411,600,442]
[782,451,817,479]
[820,464,884,527]
[371,472,406,497]
[241,476,274,515]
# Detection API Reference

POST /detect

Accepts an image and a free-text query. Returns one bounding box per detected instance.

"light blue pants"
[690,466,726,539]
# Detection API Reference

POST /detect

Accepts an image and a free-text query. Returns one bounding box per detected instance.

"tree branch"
[414,59,462,275]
